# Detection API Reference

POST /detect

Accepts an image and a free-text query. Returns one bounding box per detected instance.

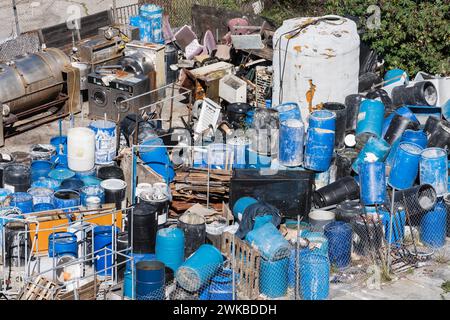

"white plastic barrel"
[272,15,360,127]
[67,127,95,172]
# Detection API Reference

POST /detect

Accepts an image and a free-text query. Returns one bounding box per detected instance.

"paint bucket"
[382,209,406,246]
[245,222,290,261]
[101,179,127,210]
[93,225,120,276]
[80,185,105,208]
[67,127,96,172]
[178,212,206,259]
[356,99,385,140]
[97,166,125,181]
[388,142,423,190]
[53,190,80,209]
[89,120,117,165]
[48,168,75,183]
[3,164,31,193]
[31,161,53,182]
[48,232,78,258]
[60,178,85,192]
[299,251,330,300]
[259,257,288,298]
[156,228,185,272]
[30,144,57,161]
[345,94,364,131]
[199,268,234,300]
[304,128,335,172]
[273,102,302,122]
[279,119,305,167]
[324,221,352,269]
[176,244,224,292]
[308,110,336,131]
[420,148,448,197]
[136,260,166,300]
[33,203,55,212]
[420,200,447,248]
[232,196,258,220]
[359,162,386,205]
[27,187,54,205]
[313,176,360,208]
[10,192,33,213]
[128,202,159,253]
[323,102,347,149]
[31,177,60,190]
[352,136,390,174]
[308,210,336,231]
[139,137,175,182]
[383,114,418,145]
[50,136,67,155]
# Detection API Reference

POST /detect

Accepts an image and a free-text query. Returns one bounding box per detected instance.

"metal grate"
[0,31,41,62]
[255,66,273,107]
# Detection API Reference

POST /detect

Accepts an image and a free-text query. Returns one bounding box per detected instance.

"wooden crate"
[221,232,260,300]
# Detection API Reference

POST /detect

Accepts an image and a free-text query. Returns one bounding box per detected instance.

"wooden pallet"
[57,279,100,300]
[18,276,60,300]
[221,232,261,300]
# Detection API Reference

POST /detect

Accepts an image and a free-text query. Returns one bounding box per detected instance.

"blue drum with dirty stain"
[80,185,105,207]
[260,257,288,298]
[176,244,224,292]
[199,269,234,300]
[48,168,75,183]
[48,232,78,258]
[33,203,55,212]
[156,227,185,272]
[94,225,120,276]
[420,200,447,248]
[89,120,117,165]
[324,221,352,269]
[139,4,164,44]
[245,222,290,261]
[10,192,33,213]
[31,177,60,190]
[300,251,330,300]
[356,99,385,138]
[420,148,448,197]
[279,119,305,167]
[273,102,302,122]
[309,110,336,131]
[136,260,166,300]
[139,137,175,183]
[232,197,258,220]
[389,142,423,190]
[50,136,67,155]
[302,231,329,257]
[382,209,406,247]
[27,187,54,205]
[352,136,390,174]
[382,106,418,137]
[304,128,335,172]
[402,130,428,149]
[53,190,80,209]
[359,162,386,205]
[31,161,53,182]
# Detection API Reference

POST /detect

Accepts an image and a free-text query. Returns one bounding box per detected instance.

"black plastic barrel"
[323,102,347,149]
[383,114,419,145]
[165,43,179,85]
[101,179,127,210]
[226,103,253,129]
[366,89,393,116]
[336,200,363,223]
[424,116,441,136]
[427,121,450,149]
[313,176,360,208]
[358,72,382,92]
[3,164,31,192]
[345,94,364,131]
[392,184,437,216]
[177,212,206,259]
[97,166,125,181]
[0,153,15,187]
[391,81,438,108]
[4,221,31,267]
[128,202,159,253]
[139,195,170,230]
[335,148,358,179]
[120,114,158,146]
[351,216,383,256]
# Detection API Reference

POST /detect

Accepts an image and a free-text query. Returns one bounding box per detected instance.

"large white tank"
[272,15,360,125]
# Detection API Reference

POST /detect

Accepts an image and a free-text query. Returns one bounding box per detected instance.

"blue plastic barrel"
[245,222,290,261]
[199,268,234,300]
[324,221,352,269]
[420,148,448,197]
[139,4,164,44]
[89,120,117,165]
[382,209,406,246]
[156,227,185,272]
[227,138,250,169]
[31,161,53,182]
[53,190,80,209]
[389,143,423,190]
[302,231,329,257]
[33,203,55,212]
[31,177,60,190]
[359,161,386,205]
[74,167,97,179]
[80,185,105,207]
[81,176,102,186]
[300,251,330,300]
[232,197,258,220]
[94,225,120,276]
[402,130,428,149]
[304,128,335,172]
[136,260,166,300]
[420,200,447,248]
[352,136,391,174]
[273,103,302,122]
[384,68,409,86]
[356,99,385,139]
[126,253,156,272]
[48,232,78,258]
[10,192,33,213]
[288,247,308,288]
[50,136,67,155]
[48,168,75,182]
[139,137,175,183]
[279,119,305,167]
[382,106,418,137]
[60,178,85,191]
[176,244,224,292]
[260,257,288,298]
[27,187,54,205]
[309,110,336,131]
[123,270,133,299]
